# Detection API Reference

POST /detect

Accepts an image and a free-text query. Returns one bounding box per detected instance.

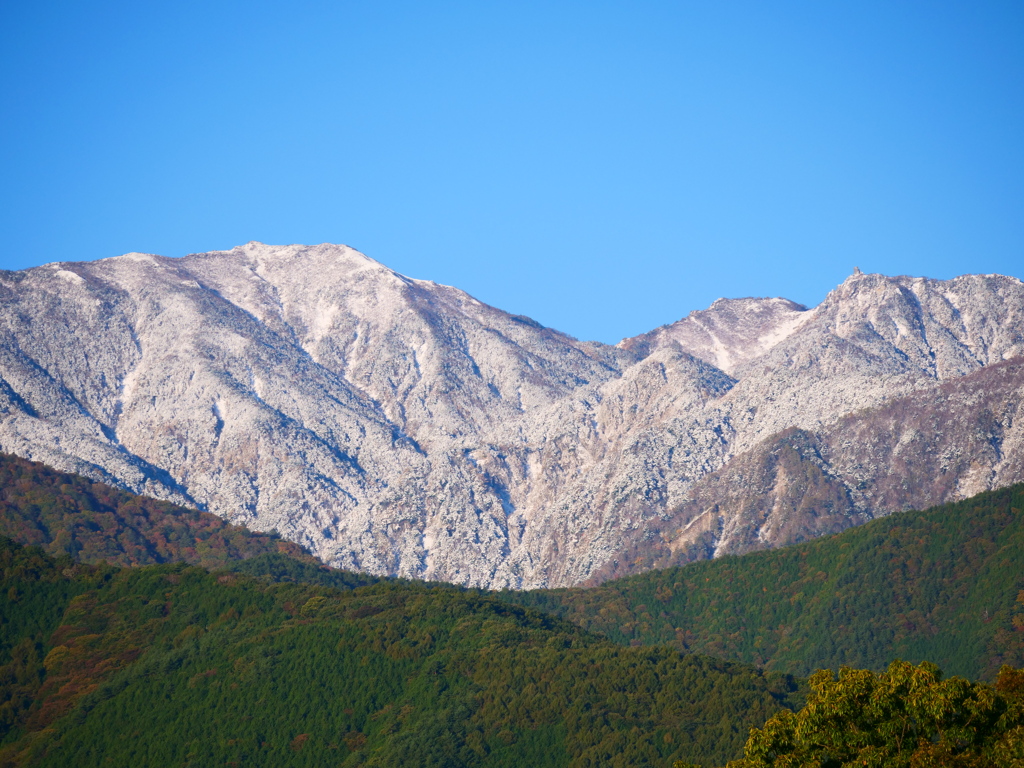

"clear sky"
[2,1,1022,344]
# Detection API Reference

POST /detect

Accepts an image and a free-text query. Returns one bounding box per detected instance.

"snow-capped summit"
[1,246,1022,588]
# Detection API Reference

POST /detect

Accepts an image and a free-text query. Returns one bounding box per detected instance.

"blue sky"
[2,1,1022,343]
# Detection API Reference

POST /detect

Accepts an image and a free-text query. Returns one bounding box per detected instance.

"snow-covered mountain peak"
[620,295,812,375]
[806,270,1024,378]
[223,241,408,284]
[1,244,1023,589]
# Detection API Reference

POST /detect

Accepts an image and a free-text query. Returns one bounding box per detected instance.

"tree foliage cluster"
[695,661,1024,768]
[0,537,798,767]
[507,484,1024,680]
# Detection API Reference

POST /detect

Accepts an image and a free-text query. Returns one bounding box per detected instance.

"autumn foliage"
[711,661,1024,768]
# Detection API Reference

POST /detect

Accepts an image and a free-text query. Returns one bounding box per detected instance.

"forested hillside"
[507,484,1024,680]
[2,451,1022,681]
[0,538,798,767]
[4,445,1024,765]
[0,452,382,591]
[0,452,309,568]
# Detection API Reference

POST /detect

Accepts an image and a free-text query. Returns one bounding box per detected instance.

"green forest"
[507,484,1024,680]
[1,451,1023,766]
[0,537,798,767]
[0,452,379,592]
[0,453,322,570]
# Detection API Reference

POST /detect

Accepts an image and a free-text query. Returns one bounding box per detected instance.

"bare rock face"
[1,243,1022,587]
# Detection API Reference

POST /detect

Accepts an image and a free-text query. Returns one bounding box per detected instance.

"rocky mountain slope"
[1,243,1022,588]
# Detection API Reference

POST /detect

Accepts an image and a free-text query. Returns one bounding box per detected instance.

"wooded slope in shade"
[0,452,311,569]
[0,537,798,768]
[0,451,382,590]
[505,484,1024,681]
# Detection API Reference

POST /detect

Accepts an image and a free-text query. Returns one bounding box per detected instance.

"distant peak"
[840,267,876,286]
[705,296,808,313]
[231,242,380,268]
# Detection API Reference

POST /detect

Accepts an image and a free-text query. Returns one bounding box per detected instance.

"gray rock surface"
[1,243,1022,587]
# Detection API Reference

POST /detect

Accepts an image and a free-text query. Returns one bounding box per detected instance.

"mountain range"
[1,242,1022,588]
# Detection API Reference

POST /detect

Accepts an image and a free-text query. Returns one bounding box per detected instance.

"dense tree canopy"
[697,661,1024,768]
[0,537,798,767]
[0,452,317,570]
[508,484,1024,680]
[3,455,1024,766]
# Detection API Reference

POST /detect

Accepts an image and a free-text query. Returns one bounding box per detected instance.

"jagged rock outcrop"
[1,242,1022,587]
